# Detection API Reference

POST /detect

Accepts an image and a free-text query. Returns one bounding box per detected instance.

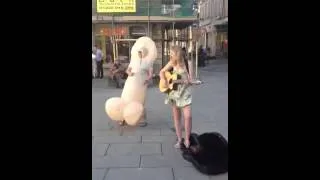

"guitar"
[159,71,202,93]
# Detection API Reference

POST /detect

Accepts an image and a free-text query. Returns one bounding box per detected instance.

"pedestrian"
[159,45,193,149]
[198,45,205,67]
[92,50,97,78]
[223,40,228,58]
[95,45,104,79]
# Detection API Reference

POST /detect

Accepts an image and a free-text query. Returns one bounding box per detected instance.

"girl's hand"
[127,67,134,76]
[127,71,134,76]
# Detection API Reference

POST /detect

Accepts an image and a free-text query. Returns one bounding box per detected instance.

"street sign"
[97,0,136,13]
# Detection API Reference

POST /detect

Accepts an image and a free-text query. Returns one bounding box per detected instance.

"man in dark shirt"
[107,60,127,88]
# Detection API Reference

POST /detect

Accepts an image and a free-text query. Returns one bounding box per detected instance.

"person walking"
[95,45,104,79]
[92,50,97,78]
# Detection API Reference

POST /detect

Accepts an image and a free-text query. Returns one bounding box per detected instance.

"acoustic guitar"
[159,71,202,93]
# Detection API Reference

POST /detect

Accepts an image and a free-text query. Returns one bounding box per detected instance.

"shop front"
[94,24,132,63]
[215,24,228,58]
[93,23,163,73]
[92,22,196,73]
[93,24,150,63]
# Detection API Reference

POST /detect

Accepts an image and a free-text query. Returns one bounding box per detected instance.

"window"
[224,0,228,17]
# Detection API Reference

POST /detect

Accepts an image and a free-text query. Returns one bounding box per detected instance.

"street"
[92,60,228,180]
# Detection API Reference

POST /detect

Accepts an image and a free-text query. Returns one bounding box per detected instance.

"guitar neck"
[172,80,202,85]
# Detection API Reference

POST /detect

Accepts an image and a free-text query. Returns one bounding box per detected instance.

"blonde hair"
[170,46,184,66]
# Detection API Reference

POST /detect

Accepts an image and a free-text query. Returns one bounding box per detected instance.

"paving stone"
[93,129,122,137]
[122,128,161,136]
[142,136,176,143]
[160,128,176,136]
[92,144,109,156]
[173,167,210,180]
[210,174,228,180]
[161,142,182,156]
[94,136,141,144]
[92,155,140,168]
[107,143,161,155]
[105,168,174,180]
[141,155,192,168]
[92,169,107,180]
[192,123,219,134]
[144,121,171,129]
[94,121,113,131]
[161,128,186,137]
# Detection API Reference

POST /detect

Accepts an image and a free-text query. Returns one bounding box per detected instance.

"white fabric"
[105,36,157,125]
[92,53,97,76]
[121,37,156,104]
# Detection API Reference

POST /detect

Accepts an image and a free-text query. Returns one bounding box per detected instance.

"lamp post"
[172,0,175,44]
[148,0,150,36]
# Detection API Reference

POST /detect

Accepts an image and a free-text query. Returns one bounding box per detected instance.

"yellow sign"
[97,0,136,13]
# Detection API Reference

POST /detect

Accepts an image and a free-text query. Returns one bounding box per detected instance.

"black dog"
[181,132,228,175]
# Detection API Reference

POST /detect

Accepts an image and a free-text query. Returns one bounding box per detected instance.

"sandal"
[174,141,182,149]
[174,139,184,149]
[119,120,126,126]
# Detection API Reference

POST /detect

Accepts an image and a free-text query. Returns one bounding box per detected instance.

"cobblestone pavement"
[92,60,228,180]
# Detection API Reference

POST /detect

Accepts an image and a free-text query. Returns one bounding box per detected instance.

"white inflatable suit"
[105,36,157,126]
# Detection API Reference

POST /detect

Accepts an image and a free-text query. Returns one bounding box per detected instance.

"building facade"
[198,0,228,58]
[92,0,197,72]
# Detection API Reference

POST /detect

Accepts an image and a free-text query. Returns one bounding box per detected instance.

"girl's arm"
[126,67,133,76]
[159,61,173,80]
[147,67,153,81]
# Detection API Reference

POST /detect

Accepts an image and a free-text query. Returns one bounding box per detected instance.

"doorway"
[114,39,137,64]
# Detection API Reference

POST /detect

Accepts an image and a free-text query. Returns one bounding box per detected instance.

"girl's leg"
[172,105,182,148]
[182,105,192,148]
[119,120,126,126]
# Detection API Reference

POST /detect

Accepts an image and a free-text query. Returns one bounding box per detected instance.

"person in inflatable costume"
[105,36,156,127]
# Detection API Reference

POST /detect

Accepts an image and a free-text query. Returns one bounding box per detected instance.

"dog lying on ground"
[181,132,228,175]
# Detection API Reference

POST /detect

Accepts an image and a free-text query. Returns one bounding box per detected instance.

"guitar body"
[159,71,182,93]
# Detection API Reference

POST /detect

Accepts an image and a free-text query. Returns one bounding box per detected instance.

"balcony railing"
[199,0,228,21]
